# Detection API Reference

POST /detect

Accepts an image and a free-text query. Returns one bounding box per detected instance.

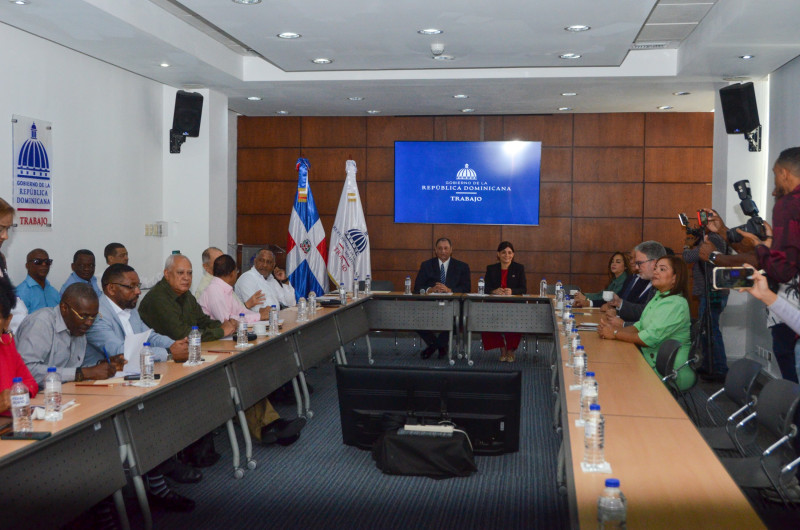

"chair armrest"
[736,411,757,430]
[762,425,797,458]
[727,401,754,424]
[706,387,724,406]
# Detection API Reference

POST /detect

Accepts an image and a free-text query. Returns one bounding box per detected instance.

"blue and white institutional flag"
[328,160,370,289]
[287,158,328,297]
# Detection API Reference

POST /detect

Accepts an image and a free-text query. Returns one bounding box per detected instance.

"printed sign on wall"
[12,115,53,231]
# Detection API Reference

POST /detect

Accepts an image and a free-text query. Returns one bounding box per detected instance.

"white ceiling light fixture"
[311,58,332,64]
[159,62,170,68]
[564,25,590,32]
[277,32,301,39]
[430,42,445,56]
[232,0,262,4]
[453,94,469,99]
[348,96,364,101]
[461,108,475,113]
[739,55,755,60]
[366,110,381,114]
[276,110,289,115]
[673,91,691,96]
[657,105,673,110]
[559,53,581,60]
[561,92,577,96]
[9,0,30,5]
[433,55,455,61]
[558,107,572,111]
[247,96,262,101]
[418,28,443,35]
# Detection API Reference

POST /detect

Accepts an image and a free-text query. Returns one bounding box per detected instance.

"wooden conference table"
[0,294,763,529]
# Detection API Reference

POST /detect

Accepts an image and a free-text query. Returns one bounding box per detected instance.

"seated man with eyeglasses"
[17,283,120,386]
[601,241,667,324]
[15,248,60,314]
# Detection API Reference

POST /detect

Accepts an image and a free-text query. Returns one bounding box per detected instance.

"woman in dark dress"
[482,241,527,362]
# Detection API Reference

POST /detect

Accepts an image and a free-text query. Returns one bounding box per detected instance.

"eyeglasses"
[65,303,100,323]
[27,258,53,266]
[112,282,142,290]
[0,224,12,235]
[634,258,655,268]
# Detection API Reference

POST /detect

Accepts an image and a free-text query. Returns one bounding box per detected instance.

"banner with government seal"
[12,115,53,231]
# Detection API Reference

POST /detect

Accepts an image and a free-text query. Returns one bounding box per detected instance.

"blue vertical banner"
[12,115,53,231]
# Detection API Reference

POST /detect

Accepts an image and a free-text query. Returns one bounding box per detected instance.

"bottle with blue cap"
[10,377,31,432]
[583,403,605,470]
[140,342,157,386]
[187,326,202,366]
[44,367,62,421]
[597,478,626,528]
[580,371,598,423]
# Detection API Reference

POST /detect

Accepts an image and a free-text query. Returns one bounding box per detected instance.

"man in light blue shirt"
[60,249,102,298]
[16,248,59,313]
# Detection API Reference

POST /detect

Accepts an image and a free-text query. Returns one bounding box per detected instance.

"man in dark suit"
[413,237,471,358]
[603,240,666,324]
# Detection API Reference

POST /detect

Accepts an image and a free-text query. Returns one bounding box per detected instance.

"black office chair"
[718,378,800,506]
[700,359,762,451]
[655,339,700,421]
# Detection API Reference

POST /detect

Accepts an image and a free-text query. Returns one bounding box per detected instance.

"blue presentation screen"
[394,141,542,226]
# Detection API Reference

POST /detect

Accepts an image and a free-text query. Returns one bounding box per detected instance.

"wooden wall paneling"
[541,147,573,182]
[300,117,366,147]
[541,183,573,217]
[366,148,394,181]
[571,274,609,294]
[643,218,691,255]
[483,116,504,140]
[371,249,435,271]
[377,270,420,292]
[238,116,301,148]
[307,182,358,216]
[523,250,571,275]
[443,116,484,141]
[572,183,644,218]
[237,214,289,247]
[571,252,621,275]
[369,216,432,249]
[572,218,643,253]
[644,147,713,182]
[502,218,572,251]
[434,117,447,141]
[573,147,644,182]
[237,148,301,181]
[237,182,297,215]
[431,224,502,251]
[645,113,714,147]
[297,148,368,181]
[643,183,712,218]
[573,113,645,147]
[365,182,393,216]
[366,116,435,146]
[503,114,573,146]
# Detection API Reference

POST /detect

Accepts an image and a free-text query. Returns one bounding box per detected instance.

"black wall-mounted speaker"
[719,82,760,134]
[171,90,204,138]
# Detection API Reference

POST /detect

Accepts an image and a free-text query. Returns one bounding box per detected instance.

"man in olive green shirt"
[139,254,237,342]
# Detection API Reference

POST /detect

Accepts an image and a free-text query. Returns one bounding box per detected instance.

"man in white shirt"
[235,249,295,310]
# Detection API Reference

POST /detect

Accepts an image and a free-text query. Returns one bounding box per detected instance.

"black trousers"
[771,323,798,383]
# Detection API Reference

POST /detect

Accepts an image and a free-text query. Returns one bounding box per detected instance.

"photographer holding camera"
[699,146,800,382]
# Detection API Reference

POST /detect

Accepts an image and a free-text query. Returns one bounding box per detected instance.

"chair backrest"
[755,378,800,438]
[655,339,681,379]
[723,359,763,406]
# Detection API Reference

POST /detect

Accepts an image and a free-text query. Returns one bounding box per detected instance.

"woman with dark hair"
[0,279,38,415]
[0,197,28,334]
[482,241,527,362]
[573,251,632,308]
[597,255,695,390]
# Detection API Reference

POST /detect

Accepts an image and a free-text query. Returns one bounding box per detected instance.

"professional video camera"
[727,180,767,243]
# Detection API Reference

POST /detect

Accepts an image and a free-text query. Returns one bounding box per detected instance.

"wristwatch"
[613,329,619,338]
[708,251,721,265]
[75,367,84,382]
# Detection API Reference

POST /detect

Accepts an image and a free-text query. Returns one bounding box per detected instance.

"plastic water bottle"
[308,291,317,317]
[584,404,606,470]
[236,313,249,348]
[568,326,578,354]
[140,342,156,386]
[478,277,485,295]
[187,326,202,366]
[573,346,587,385]
[269,305,279,336]
[44,367,63,422]
[539,278,547,297]
[555,279,563,292]
[580,371,599,423]
[556,288,565,313]
[572,328,581,353]
[10,377,32,433]
[598,478,627,529]
[364,275,372,295]
[352,276,359,300]
[338,282,346,304]
[297,297,308,322]
[404,276,412,295]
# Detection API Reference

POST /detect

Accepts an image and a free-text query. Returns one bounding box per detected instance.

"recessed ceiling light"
[739,55,755,60]
[366,110,381,114]
[348,96,364,101]
[559,53,581,60]
[558,107,572,111]
[418,28,443,35]
[564,25,590,32]
[311,58,332,64]
[453,94,469,99]
[247,96,262,101]
[276,110,289,115]
[461,109,475,113]
[159,62,170,68]
[673,91,691,96]
[657,105,673,110]
[277,32,301,39]
[9,0,30,5]
[561,92,577,97]
[232,0,262,4]
[433,55,455,61]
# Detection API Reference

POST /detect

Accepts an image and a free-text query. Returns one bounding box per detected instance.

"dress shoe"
[276,433,301,446]
[262,417,306,445]
[437,346,448,359]
[147,490,196,512]
[420,345,436,359]
[165,460,202,484]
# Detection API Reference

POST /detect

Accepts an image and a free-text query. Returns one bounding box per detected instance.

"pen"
[102,346,111,363]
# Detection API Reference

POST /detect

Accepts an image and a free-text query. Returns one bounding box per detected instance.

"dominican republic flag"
[328,160,370,290]
[287,158,328,298]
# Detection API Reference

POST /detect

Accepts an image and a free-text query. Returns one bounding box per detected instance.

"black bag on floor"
[372,429,477,479]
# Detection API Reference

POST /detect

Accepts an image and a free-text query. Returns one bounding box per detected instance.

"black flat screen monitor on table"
[335,365,521,455]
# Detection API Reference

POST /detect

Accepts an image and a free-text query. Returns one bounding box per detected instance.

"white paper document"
[120,330,152,375]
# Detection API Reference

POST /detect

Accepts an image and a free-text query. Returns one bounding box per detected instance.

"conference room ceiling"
[2,0,800,117]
